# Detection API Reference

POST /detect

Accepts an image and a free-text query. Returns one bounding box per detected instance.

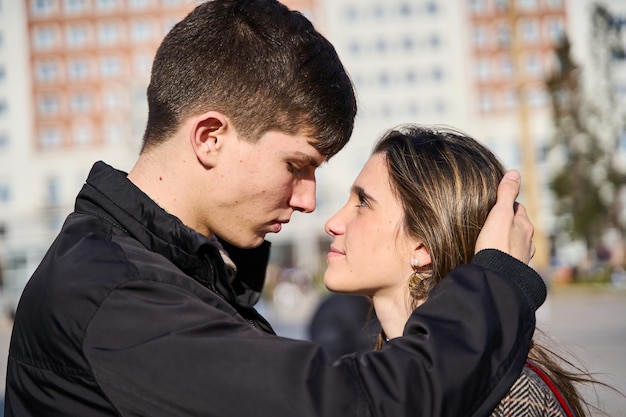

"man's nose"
[290,179,316,213]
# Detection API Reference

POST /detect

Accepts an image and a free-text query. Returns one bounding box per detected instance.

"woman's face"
[324,153,418,298]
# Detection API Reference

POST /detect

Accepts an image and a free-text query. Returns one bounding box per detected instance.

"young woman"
[324,124,600,416]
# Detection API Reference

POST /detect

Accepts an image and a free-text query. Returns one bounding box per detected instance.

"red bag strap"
[525,360,576,417]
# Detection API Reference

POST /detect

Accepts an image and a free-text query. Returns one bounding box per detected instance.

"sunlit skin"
[128,111,325,249]
[324,153,431,339]
[200,130,323,248]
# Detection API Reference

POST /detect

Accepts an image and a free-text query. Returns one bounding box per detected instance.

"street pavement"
[537,286,626,416]
[0,286,623,415]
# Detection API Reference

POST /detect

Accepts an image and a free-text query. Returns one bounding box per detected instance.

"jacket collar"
[76,161,270,309]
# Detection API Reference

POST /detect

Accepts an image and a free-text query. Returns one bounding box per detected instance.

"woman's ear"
[189,111,230,168]
[412,243,432,269]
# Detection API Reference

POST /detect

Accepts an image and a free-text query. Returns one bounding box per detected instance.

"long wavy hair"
[372,124,608,416]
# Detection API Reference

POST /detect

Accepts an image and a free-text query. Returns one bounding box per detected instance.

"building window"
[401,36,414,51]
[503,89,518,109]
[0,182,10,204]
[39,126,63,148]
[70,91,91,112]
[398,2,412,17]
[429,34,441,49]
[133,51,152,75]
[479,91,494,113]
[372,4,384,20]
[96,0,119,12]
[0,99,7,117]
[129,0,150,9]
[104,120,128,143]
[38,93,61,116]
[378,71,390,87]
[72,121,93,145]
[0,64,5,82]
[500,55,514,80]
[496,24,511,48]
[68,58,90,80]
[131,20,153,42]
[0,132,8,150]
[473,26,488,49]
[103,88,126,110]
[100,55,122,78]
[31,0,56,16]
[64,0,88,14]
[546,17,565,43]
[98,21,122,45]
[35,60,60,83]
[405,69,417,84]
[345,5,357,20]
[347,40,360,55]
[432,67,444,82]
[517,0,537,10]
[33,25,59,50]
[527,87,548,107]
[162,17,179,36]
[45,176,60,206]
[66,23,90,48]
[525,53,543,78]
[520,18,539,45]
[375,38,387,54]
[425,1,438,14]
[476,58,491,81]
[494,0,508,10]
[468,0,486,14]
[545,0,562,9]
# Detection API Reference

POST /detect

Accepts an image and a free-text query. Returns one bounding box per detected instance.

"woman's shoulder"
[490,363,572,417]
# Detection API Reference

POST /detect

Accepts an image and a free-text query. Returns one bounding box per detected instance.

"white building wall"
[0,0,44,313]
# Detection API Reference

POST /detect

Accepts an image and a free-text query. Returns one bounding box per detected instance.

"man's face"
[206,131,325,248]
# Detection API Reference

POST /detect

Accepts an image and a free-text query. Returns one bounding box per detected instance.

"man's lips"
[269,219,290,233]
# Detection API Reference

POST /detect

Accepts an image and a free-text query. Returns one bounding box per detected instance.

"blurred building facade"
[0,0,625,314]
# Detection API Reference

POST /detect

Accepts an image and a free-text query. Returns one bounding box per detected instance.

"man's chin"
[214,233,266,249]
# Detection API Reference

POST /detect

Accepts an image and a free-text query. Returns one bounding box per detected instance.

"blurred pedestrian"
[308,293,380,361]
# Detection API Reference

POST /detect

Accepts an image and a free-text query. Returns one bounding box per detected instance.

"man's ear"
[189,111,230,168]
[412,243,432,268]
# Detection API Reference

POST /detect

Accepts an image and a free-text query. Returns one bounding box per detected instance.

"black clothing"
[5,161,546,417]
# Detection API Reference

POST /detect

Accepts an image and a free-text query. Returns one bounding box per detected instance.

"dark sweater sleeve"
[472,249,547,312]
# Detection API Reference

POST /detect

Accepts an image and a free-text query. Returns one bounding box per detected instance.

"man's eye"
[288,163,301,177]
[357,194,369,208]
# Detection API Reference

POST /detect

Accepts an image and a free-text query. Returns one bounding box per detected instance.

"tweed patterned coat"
[491,362,575,417]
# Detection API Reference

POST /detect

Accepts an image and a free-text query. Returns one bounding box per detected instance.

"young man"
[5,1,545,416]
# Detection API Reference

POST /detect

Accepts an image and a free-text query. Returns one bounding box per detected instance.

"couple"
[6,1,550,416]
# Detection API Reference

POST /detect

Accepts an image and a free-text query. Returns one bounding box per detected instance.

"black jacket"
[5,161,546,417]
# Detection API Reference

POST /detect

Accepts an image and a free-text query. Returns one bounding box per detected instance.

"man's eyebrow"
[352,185,378,204]
[294,151,322,168]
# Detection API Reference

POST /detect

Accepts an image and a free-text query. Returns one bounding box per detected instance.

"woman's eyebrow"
[352,185,378,204]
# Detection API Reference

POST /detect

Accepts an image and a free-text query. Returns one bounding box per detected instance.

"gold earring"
[409,258,429,299]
